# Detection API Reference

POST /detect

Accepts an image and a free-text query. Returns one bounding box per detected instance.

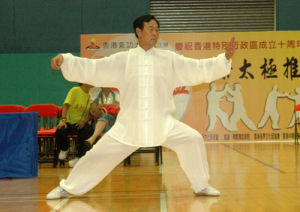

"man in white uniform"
[47,14,235,199]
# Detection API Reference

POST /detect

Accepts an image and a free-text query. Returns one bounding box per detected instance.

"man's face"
[136,19,159,50]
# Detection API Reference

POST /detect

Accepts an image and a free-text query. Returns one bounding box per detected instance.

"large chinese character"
[126,42,134,48]
[239,59,254,79]
[184,42,193,50]
[203,42,211,50]
[194,42,201,50]
[259,41,267,49]
[250,41,258,49]
[162,42,169,47]
[119,42,125,48]
[278,40,286,48]
[240,41,248,49]
[260,58,278,79]
[287,40,295,48]
[212,42,220,50]
[111,42,118,49]
[103,42,109,49]
[175,42,183,51]
[156,42,162,47]
[268,41,276,49]
[283,57,300,80]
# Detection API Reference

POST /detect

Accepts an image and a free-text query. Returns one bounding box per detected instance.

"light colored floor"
[0,141,300,212]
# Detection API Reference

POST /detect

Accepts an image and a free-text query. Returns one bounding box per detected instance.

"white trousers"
[60,120,210,195]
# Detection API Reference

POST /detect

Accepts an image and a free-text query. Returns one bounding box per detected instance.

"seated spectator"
[89,87,120,143]
[55,83,94,164]
[68,87,119,167]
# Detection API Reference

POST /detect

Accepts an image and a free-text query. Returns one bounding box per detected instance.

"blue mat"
[0,112,38,178]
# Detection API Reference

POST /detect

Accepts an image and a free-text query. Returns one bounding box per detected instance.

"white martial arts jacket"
[61,45,231,147]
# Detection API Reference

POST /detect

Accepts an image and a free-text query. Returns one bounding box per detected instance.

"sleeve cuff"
[61,53,72,71]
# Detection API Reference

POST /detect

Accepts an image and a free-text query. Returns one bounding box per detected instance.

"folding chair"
[0,105,24,113]
[294,104,300,144]
[25,104,59,165]
[16,105,25,112]
[124,146,163,166]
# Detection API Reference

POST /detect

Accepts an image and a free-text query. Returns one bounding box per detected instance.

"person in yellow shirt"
[68,87,120,168]
[55,83,94,163]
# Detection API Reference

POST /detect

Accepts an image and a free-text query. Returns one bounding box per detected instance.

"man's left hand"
[225,37,236,60]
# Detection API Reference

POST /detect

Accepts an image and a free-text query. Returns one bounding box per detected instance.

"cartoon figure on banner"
[86,38,100,50]
[258,85,289,130]
[287,87,300,128]
[206,82,233,131]
[227,83,257,131]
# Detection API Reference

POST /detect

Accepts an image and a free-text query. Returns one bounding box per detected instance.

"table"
[0,112,38,178]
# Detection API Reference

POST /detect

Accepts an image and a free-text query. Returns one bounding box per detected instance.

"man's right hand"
[50,54,64,70]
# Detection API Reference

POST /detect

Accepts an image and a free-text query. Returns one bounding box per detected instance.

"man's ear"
[136,28,142,37]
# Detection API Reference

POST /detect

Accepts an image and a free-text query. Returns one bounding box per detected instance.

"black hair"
[133,14,160,38]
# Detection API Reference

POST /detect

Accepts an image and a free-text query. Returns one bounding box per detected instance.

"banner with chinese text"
[81,31,300,142]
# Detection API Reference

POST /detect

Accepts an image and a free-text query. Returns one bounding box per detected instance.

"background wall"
[276,0,300,31]
[0,0,299,106]
[0,0,148,106]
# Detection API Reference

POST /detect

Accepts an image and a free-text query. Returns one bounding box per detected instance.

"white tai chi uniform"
[59,46,231,195]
